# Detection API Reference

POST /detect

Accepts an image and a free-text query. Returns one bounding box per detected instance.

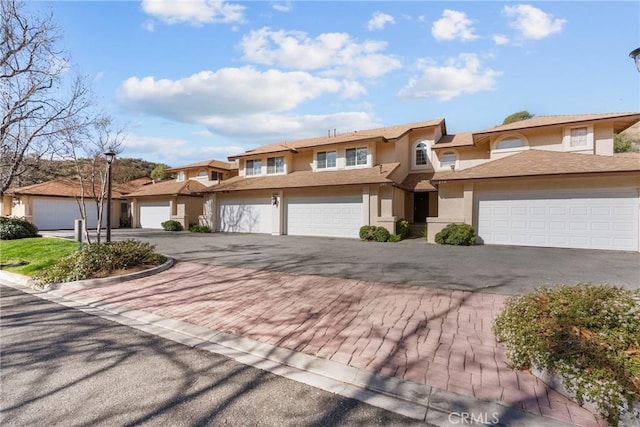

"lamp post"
[630,47,640,72]
[104,151,115,243]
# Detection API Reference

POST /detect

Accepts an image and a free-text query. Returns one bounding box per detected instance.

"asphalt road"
[45,229,640,295]
[0,285,429,427]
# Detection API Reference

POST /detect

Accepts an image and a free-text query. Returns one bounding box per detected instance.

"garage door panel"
[33,199,100,230]
[139,202,170,229]
[219,199,271,234]
[477,189,639,251]
[287,195,362,239]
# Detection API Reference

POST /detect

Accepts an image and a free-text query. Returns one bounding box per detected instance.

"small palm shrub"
[0,216,39,240]
[435,223,476,246]
[35,239,165,286]
[494,284,640,426]
[389,234,402,243]
[396,218,410,239]
[189,224,211,233]
[161,220,183,231]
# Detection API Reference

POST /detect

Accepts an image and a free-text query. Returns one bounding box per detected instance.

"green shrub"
[359,225,377,241]
[373,226,390,242]
[0,216,39,240]
[493,284,640,426]
[161,220,183,231]
[389,234,402,243]
[35,239,166,286]
[396,218,410,239]
[189,224,211,233]
[434,223,476,246]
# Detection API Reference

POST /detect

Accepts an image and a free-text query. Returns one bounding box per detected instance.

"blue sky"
[31,1,640,167]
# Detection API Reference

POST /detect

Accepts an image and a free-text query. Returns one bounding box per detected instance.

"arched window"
[415,142,429,166]
[197,170,208,177]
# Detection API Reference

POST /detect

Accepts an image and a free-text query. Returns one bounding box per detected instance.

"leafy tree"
[150,164,172,181]
[502,110,534,125]
[614,134,632,153]
[1,0,95,195]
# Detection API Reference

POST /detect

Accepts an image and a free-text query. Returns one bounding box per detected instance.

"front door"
[414,193,429,223]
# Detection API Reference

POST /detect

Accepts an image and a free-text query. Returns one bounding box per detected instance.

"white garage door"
[139,202,170,229]
[477,189,639,251]
[33,198,100,230]
[219,198,271,233]
[287,195,362,239]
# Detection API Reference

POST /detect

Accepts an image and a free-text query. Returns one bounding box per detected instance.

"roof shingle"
[7,179,125,198]
[125,179,207,197]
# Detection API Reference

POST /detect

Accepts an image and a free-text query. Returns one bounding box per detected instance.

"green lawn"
[0,237,78,276]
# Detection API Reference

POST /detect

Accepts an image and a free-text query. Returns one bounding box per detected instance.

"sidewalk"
[1,261,605,426]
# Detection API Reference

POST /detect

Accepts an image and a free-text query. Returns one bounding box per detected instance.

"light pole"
[104,151,115,243]
[630,47,640,72]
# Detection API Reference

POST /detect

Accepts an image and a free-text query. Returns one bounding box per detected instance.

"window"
[415,142,429,165]
[210,171,223,181]
[570,127,588,147]
[245,159,262,176]
[267,156,285,174]
[317,151,337,169]
[197,170,207,177]
[346,147,368,167]
[440,152,457,169]
[495,137,525,150]
[177,171,185,182]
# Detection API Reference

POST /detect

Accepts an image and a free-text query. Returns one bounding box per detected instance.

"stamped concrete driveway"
[50,230,640,295]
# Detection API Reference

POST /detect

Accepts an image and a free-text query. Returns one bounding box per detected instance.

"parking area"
[44,229,640,295]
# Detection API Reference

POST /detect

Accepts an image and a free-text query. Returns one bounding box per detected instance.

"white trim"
[491,133,530,155]
[313,149,338,172]
[344,146,370,169]
[411,139,432,171]
[563,124,594,152]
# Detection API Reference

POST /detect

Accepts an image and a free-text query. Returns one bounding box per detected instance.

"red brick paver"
[68,261,606,426]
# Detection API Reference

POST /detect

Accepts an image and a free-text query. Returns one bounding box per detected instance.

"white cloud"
[119,67,349,120]
[492,34,510,45]
[367,12,395,31]
[122,134,243,164]
[239,27,402,79]
[142,19,155,32]
[141,0,245,26]
[431,9,479,42]
[398,54,501,101]
[503,4,566,40]
[272,2,292,13]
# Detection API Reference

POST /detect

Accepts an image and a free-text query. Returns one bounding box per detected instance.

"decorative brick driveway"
[65,261,604,426]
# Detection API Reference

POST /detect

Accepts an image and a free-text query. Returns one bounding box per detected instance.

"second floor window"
[346,147,367,167]
[317,151,337,169]
[267,156,285,174]
[177,171,185,182]
[415,142,428,165]
[570,127,588,147]
[245,160,262,176]
[210,171,223,181]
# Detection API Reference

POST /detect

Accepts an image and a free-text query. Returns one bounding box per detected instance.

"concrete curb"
[0,276,570,426]
[0,256,175,292]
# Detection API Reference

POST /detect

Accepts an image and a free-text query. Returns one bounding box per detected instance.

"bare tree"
[1,0,94,195]
[60,115,124,244]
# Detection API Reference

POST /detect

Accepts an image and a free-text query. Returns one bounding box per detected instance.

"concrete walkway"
[14,260,606,427]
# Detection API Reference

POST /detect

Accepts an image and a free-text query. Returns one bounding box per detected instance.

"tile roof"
[433,132,475,148]
[400,172,437,192]
[114,177,154,194]
[206,163,401,193]
[124,179,208,197]
[473,112,640,137]
[166,159,237,172]
[7,179,125,198]
[228,119,445,159]
[432,150,640,182]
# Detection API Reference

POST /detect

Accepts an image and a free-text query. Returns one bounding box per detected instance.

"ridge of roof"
[125,178,207,197]
[432,150,640,182]
[166,159,236,172]
[228,119,445,160]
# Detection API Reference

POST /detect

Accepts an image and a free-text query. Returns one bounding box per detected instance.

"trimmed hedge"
[0,216,39,240]
[435,223,476,246]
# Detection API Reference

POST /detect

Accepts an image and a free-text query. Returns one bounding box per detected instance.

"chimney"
[328,130,331,138]
[333,129,336,137]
